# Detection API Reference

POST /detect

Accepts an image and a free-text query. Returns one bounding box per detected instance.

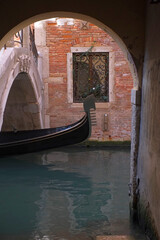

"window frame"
[67,47,115,107]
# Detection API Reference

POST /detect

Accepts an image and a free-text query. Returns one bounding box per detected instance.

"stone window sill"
[70,102,110,108]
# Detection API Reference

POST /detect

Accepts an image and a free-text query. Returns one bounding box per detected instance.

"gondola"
[0,94,96,156]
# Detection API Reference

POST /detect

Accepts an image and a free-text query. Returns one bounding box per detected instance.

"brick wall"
[43,18,133,141]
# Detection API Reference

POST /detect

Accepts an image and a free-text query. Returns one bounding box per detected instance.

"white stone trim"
[67,52,73,103]
[131,88,141,105]
[67,47,115,105]
[34,21,46,47]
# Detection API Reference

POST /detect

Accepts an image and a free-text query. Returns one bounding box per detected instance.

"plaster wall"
[137,2,160,239]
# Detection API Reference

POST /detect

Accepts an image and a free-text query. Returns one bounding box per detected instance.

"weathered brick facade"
[39,18,133,141]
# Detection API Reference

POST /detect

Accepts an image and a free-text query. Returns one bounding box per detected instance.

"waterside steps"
[83,94,97,127]
[90,108,97,126]
[96,235,147,240]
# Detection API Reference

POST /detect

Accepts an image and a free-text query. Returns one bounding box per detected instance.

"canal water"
[0,147,144,240]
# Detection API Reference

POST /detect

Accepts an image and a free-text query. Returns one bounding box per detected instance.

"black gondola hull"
[0,114,89,156]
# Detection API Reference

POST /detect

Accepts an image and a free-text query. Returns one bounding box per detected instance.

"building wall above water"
[35,18,133,141]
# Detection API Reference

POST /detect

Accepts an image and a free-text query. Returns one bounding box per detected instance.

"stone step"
[96,235,145,240]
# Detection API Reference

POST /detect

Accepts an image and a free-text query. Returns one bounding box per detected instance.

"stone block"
[131,89,141,105]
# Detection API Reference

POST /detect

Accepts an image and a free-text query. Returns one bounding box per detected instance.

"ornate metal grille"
[73,52,109,102]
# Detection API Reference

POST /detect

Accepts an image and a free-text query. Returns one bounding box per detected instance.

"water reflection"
[0,147,130,240]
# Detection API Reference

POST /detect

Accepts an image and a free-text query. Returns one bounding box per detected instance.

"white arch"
[0,47,44,130]
[0,11,139,88]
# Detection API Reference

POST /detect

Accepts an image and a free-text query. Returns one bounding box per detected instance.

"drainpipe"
[129,88,141,221]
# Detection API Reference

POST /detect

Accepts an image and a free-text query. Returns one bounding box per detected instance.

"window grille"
[73,52,109,102]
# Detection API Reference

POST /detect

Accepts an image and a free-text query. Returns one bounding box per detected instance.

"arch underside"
[2,72,41,131]
[0,11,140,88]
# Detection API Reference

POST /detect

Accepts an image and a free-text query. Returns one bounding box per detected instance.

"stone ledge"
[96,236,136,240]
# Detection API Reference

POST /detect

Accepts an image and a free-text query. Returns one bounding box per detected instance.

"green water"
[0,147,142,240]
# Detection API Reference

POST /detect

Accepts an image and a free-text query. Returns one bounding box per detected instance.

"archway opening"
[0,12,139,88]
[1,72,41,131]
[0,14,138,142]
[0,11,142,240]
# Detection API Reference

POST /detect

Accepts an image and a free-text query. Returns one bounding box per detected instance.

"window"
[73,52,109,102]
[67,47,114,105]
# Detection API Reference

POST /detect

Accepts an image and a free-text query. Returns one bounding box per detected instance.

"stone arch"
[0,11,141,222]
[0,12,139,89]
[0,48,44,130]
